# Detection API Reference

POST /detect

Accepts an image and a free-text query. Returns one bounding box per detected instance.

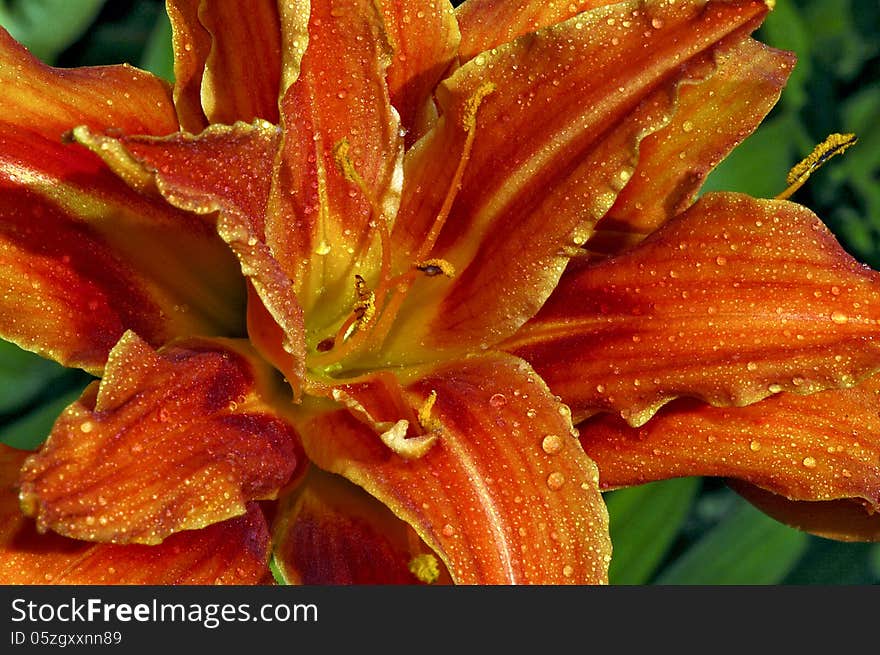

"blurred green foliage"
[0,0,878,585]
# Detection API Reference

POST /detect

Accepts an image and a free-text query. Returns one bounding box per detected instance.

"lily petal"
[166,0,212,131]
[579,378,880,514]
[508,193,880,426]
[298,353,610,584]
[71,121,308,389]
[456,0,619,62]
[1,446,271,584]
[273,466,452,584]
[267,0,403,323]
[0,26,178,139]
[383,0,772,364]
[590,36,794,256]
[0,52,245,371]
[19,332,301,544]
[379,0,460,145]
[730,481,880,543]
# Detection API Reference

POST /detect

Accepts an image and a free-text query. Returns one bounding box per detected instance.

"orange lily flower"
[1,0,878,586]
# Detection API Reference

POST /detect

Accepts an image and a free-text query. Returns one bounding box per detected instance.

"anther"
[416,258,456,278]
[777,132,857,200]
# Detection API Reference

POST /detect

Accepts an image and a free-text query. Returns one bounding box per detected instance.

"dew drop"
[830,311,848,324]
[749,440,761,452]
[542,434,564,455]
[489,393,507,408]
[546,472,566,490]
[80,421,94,434]
[562,565,574,577]
[768,383,782,393]
[802,456,817,469]
[441,524,455,537]
[746,361,758,371]
[315,241,331,255]
[651,17,664,28]
[682,120,694,132]
[715,256,727,266]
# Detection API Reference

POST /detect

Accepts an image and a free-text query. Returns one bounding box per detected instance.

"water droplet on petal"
[542,434,563,455]
[441,524,455,537]
[547,472,566,490]
[802,456,817,469]
[489,393,507,408]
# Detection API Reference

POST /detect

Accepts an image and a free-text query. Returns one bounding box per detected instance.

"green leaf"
[701,113,808,199]
[783,539,876,585]
[140,7,174,82]
[605,477,700,585]
[758,0,812,112]
[655,497,809,585]
[0,386,84,451]
[0,339,66,416]
[869,545,880,582]
[0,0,106,63]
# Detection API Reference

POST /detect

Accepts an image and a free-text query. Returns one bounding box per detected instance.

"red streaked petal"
[0,128,244,372]
[383,0,771,364]
[197,1,282,124]
[579,379,880,512]
[273,467,452,584]
[508,193,880,426]
[18,332,302,544]
[379,0,460,145]
[166,0,212,132]
[456,0,619,62]
[590,37,794,256]
[266,0,403,322]
[0,446,270,584]
[730,482,880,543]
[298,353,610,584]
[71,121,307,389]
[0,26,178,139]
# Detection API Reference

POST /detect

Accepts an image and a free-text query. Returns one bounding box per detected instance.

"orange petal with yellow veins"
[590,37,794,257]
[730,481,880,543]
[72,121,308,390]
[273,467,452,584]
[1,446,271,584]
[579,378,880,515]
[266,0,403,322]
[379,0,460,145]
[0,26,178,139]
[456,0,620,62]
[18,332,302,544]
[0,127,244,373]
[298,353,610,584]
[382,0,772,365]
[508,193,880,426]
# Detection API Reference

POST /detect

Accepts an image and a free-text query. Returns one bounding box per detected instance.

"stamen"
[408,553,441,584]
[776,133,857,200]
[416,258,456,278]
[379,419,438,460]
[417,390,442,434]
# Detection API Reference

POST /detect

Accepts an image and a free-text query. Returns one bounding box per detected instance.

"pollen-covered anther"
[460,82,497,132]
[332,137,365,187]
[408,553,441,584]
[379,419,438,460]
[352,274,376,329]
[777,132,858,200]
[416,258,456,278]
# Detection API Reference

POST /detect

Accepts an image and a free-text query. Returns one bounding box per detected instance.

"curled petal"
[71,121,307,389]
[273,467,451,584]
[383,0,772,364]
[0,446,270,584]
[379,0,460,144]
[730,482,880,543]
[298,353,611,584]
[579,378,880,516]
[456,0,619,62]
[166,0,212,131]
[509,193,880,425]
[589,37,795,256]
[0,129,244,373]
[0,26,177,139]
[19,333,302,544]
